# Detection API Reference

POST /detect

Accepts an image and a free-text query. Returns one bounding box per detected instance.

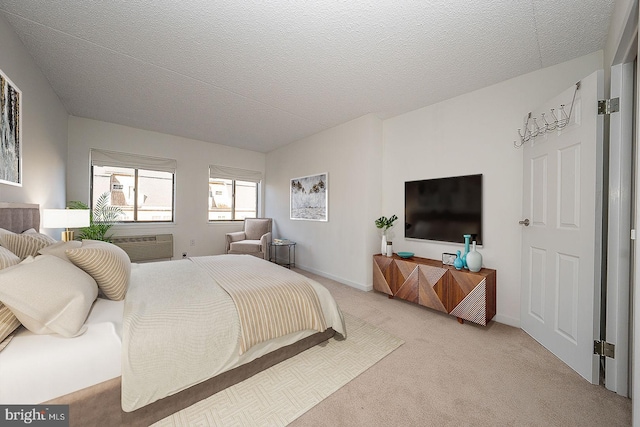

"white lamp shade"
[43,209,90,228]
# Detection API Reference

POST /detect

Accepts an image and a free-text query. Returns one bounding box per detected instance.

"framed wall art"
[0,69,21,187]
[290,172,328,221]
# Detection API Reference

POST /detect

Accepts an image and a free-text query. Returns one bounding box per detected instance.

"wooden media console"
[372,254,496,325]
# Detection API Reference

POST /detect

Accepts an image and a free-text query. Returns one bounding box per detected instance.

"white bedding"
[122,255,346,412]
[0,255,345,410]
[0,298,123,404]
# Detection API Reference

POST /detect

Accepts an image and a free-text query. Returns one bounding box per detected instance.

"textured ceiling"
[0,1,614,153]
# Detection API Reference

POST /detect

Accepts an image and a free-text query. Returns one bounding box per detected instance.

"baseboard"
[295,264,373,292]
[492,314,520,328]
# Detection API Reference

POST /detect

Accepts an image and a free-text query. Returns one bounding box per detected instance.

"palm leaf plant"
[67,192,123,242]
[375,214,398,233]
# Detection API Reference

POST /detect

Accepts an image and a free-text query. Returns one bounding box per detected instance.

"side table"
[270,241,296,268]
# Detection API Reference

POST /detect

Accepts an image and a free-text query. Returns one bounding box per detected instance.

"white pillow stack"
[0,231,132,350]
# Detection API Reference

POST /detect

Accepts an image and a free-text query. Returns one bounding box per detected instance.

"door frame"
[606,0,640,421]
[607,60,634,397]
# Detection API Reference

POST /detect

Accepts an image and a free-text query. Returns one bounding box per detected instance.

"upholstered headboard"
[0,202,40,233]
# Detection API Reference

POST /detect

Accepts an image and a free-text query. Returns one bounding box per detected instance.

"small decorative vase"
[381,233,387,255]
[466,241,482,272]
[453,250,464,270]
[386,241,393,257]
[462,234,471,269]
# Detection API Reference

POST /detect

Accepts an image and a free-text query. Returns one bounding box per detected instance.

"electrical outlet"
[190,239,196,246]
[182,252,187,259]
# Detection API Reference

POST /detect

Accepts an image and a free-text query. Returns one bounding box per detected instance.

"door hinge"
[594,340,615,358]
[598,98,620,115]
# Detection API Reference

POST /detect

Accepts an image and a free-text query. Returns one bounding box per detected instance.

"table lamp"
[43,208,90,241]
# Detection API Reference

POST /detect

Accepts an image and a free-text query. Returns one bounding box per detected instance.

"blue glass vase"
[453,250,464,270]
[462,234,471,269]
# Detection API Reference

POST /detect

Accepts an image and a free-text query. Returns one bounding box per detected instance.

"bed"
[0,202,346,426]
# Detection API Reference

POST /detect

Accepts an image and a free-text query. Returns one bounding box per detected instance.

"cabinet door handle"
[519,218,530,226]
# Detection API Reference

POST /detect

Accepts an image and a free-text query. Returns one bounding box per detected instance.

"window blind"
[209,164,263,183]
[91,149,177,173]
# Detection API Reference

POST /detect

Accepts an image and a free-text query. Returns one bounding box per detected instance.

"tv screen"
[405,174,482,245]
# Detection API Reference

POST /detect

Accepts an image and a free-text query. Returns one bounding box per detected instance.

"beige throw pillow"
[0,246,22,348]
[0,255,98,337]
[0,246,20,268]
[0,228,15,247]
[66,240,131,301]
[38,240,82,262]
[0,304,20,348]
[3,232,56,260]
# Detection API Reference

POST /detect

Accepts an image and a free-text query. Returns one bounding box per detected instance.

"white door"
[521,70,603,384]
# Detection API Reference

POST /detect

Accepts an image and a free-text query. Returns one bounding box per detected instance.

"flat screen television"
[405,174,482,245]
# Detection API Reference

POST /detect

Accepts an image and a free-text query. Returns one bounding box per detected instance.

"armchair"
[225,218,272,260]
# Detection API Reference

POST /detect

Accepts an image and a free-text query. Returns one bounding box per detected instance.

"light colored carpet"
[152,313,403,427]
[291,269,632,427]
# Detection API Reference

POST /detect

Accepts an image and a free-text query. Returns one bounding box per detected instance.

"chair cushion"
[244,219,271,240]
[229,240,262,253]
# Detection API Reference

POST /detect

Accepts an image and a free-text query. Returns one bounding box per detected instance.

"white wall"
[265,52,603,326]
[0,14,68,217]
[382,51,604,326]
[67,117,266,258]
[75,46,598,329]
[604,0,636,71]
[265,114,383,290]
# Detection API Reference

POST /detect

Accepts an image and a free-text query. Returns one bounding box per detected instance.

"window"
[91,149,176,223]
[209,165,262,221]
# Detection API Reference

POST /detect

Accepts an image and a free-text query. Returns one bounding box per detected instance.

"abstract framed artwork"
[290,172,328,221]
[0,69,21,187]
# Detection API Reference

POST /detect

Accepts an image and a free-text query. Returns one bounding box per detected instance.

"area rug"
[152,313,404,426]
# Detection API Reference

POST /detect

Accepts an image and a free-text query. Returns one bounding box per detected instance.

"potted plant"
[375,214,397,254]
[67,192,123,242]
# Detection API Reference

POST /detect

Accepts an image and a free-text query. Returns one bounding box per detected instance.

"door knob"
[519,218,530,226]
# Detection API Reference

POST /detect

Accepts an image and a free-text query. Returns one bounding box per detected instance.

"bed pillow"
[38,240,82,262]
[0,246,22,349]
[0,328,18,352]
[22,229,57,241]
[0,255,98,337]
[3,232,56,260]
[0,228,15,247]
[0,245,20,268]
[66,240,131,301]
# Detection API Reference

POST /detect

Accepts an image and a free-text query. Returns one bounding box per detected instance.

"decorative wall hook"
[514,81,580,148]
